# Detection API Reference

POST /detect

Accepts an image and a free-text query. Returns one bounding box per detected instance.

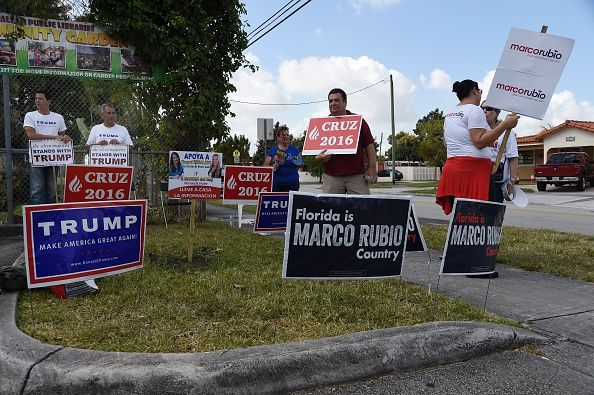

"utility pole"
[390,75,396,185]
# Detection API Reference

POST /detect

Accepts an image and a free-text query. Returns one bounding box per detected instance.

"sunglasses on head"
[481,106,495,112]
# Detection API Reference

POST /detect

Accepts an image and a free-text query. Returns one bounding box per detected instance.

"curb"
[0,292,547,395]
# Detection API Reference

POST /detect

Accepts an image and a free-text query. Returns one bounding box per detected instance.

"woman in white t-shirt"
[436,79,519,215]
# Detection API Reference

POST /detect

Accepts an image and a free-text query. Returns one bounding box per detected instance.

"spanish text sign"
[254,192,289,233]
[29,140,73,167]
[64,165,133,203]
[302,115,362,155]
[283,192,411,279]
[168,151,223,200]
[223,165,273,205]
[22,200,147,288]
[440,199,506,276]
[89,144,129,166]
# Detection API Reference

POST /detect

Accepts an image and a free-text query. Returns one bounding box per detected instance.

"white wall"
[544,128,594,158]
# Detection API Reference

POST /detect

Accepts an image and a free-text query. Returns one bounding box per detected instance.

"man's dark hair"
[328,88,347,102]
[276,125,289,138]
[35,89,52,101]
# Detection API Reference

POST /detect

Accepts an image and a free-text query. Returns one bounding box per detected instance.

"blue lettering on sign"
[183,153,209,160]
[31,205,143,278]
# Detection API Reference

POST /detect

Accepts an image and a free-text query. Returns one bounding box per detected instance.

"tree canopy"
[88,0,253,151]
[414,108,446,167]
[213,134,251,165]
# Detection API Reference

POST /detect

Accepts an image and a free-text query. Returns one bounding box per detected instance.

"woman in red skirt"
[436,80,519,215]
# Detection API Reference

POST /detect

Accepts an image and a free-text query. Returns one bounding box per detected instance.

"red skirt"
[436,156,491,215]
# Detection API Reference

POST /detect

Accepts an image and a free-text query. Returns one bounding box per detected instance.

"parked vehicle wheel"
[536,182,547,191]
[576,177,586,191]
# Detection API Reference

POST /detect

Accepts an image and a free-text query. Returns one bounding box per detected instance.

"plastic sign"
[485,27,574,120]
[283,192,411,279]
[22,200,147,288]
[223,165,273,205]
[167,151,223,200]
[302,115,362,155]
[254,192,289,233]
[64,165,133,203]
[498,27,574,77]
[29,140,73,167]
[440,198,506,276]
[89,144,129,166]
[405,204,428,252]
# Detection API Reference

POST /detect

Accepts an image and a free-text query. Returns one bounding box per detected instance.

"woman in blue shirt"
[264,126,302,191]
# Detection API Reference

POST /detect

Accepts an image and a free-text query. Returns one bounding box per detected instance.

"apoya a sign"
[64,165,133,203]
[302,115,362,155]
[223,165,273,205]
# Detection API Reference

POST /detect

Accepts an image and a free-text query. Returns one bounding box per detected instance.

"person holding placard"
[264,125,301,191]
[315,88,377,194]
[24,89,70,204]
[482,102,519,203]
[436,79,519,215]
[86,104,133,147]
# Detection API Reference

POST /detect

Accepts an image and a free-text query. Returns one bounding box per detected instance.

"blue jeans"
[30,165,57,204]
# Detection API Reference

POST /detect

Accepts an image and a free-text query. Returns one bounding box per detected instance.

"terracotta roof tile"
[516,120,594,146]
[536,120,594,139]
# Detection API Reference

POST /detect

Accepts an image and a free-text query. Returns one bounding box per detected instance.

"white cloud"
[314,28,322,36]
[514,90,594,136]
[227,55,418,153]
[349,0,403,13]
[243,52,260,64]
[419,69,452,90]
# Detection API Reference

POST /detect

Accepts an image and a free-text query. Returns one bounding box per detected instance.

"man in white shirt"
[86,104,133,147]
[24,89,71,204]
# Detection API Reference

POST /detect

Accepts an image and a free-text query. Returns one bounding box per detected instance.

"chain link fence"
[0,74,180,225]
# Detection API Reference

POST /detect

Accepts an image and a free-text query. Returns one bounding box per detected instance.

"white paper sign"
[89,144,129,166]
[498,27,574,77]
[29,140,74,167]
[485,27,574,120]
[487,69,558,119]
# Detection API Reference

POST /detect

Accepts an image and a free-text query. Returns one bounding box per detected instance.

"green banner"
[0,13,149,80]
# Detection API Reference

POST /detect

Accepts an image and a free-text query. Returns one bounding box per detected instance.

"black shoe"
[466,271,499,279]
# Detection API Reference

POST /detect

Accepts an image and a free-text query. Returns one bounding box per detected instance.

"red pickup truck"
[534,152,594,191]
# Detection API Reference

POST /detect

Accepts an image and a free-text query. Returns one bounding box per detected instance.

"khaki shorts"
[322,173,370,195]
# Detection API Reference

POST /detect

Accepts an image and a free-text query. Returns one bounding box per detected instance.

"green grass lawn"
[422,225,594,283]
[17,221,513,353]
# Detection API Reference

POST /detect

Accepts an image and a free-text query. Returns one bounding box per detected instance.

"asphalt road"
[300,182,594,236]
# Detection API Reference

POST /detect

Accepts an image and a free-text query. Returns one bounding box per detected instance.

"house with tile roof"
[515,120,594,180]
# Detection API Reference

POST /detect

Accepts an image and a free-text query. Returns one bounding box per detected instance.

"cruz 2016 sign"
[22,200,147,288]
[302,115,362,155]
[223,165,273,205]
[283,192,411,279]
[64,165,133,203]
[440,198,506,276]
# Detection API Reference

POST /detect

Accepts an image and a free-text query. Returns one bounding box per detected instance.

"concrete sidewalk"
[0,205,592,393]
